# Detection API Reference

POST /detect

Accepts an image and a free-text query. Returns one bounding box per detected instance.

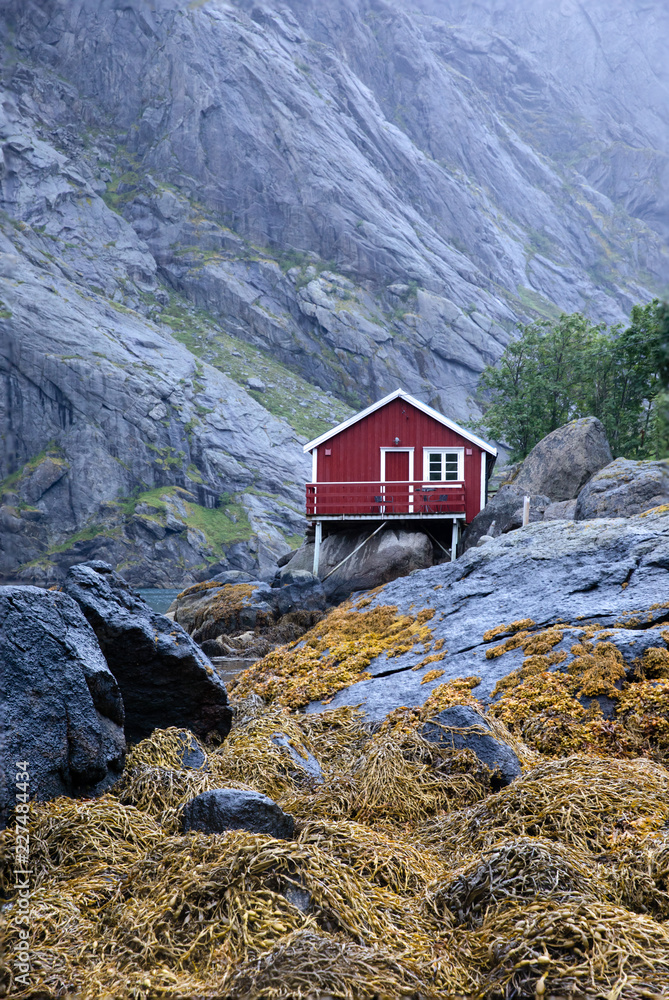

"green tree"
[475,301,666,461]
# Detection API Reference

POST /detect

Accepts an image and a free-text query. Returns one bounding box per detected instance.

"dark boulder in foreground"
[64,562,232,743]
[0,586,126,827]
[421,706,521,788]
[181,788,295,839]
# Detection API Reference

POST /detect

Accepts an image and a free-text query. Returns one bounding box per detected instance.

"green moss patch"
[158,292,352,439]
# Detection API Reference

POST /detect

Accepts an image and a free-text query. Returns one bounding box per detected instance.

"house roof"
[303,388,497,456]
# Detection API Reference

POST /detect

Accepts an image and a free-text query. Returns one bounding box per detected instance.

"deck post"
[313,521,322,576]
[450,518,459,561]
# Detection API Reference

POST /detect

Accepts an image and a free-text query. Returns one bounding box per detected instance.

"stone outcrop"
[463,418,614,551]
[421,706,522,788]
[64,562,232,742]
[509,418,613,502]
[463,489,552,549]
[0,586,125,826]
[169,579,326,661]
[305,508,669,721]
[181,788,295,839]
[575,459,669,521]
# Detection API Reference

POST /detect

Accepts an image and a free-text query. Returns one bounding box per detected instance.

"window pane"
[429,453,442,481]
[444,453,459,481]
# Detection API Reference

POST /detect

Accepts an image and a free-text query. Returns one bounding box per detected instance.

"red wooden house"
[303,388,497,569]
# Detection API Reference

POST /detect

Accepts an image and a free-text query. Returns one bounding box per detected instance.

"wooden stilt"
[313,521,322,576]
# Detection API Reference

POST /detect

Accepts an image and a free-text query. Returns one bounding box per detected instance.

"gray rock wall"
[0,0,666,583]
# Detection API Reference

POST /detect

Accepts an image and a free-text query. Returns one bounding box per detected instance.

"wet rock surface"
[421,706,522,788]
[0,585,126,826]
[306,509,669,720]
[181,788,295,839]
[64,562,232,743]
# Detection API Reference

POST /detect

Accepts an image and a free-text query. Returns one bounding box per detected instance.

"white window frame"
[422,447,464,485]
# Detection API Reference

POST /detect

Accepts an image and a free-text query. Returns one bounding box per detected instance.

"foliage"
[475,301,667,460]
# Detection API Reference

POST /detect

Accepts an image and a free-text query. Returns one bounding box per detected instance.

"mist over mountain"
[1,0,666,585]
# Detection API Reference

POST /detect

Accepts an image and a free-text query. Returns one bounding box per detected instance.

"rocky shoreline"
[3,491,669,996]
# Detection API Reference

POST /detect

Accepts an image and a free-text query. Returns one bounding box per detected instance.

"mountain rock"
[575,459,669,521]
[0,0,666,584]
[63,562,232,742]
[0,585,125,826]
[306,508,669,720]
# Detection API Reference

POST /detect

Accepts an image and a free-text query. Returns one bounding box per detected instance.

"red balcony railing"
[305,481,466,517]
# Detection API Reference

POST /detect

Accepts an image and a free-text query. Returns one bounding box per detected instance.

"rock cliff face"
[0,0,666,584]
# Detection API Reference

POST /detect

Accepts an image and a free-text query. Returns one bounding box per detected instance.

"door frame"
[380,447,414,513]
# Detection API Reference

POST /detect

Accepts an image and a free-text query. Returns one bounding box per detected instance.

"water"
[137,588,182,615]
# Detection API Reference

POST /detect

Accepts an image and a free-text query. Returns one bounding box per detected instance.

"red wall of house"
[313,397,486,522]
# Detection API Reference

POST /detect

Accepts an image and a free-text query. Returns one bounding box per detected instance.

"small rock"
[271,732,323,782]
[462,488,551,551]
[181,788,295,838]
[175,732,208,770]
[475,534,495,546]
[543,499,577,520]
[274,569,327,615]
[421,705,521,788]
[247,377,266,391]
[282,884,312,912]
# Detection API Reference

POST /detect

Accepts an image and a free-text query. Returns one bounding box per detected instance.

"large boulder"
[285,528,434,603]
[305,508,669,720]
[462,488,551,550]
[63,562,232,743]
[169,577,326,661]
[181,788,295,838]
[0,586,125,827]
[508,417,613,501]
[575,458,669,520]
[421,706,521,788]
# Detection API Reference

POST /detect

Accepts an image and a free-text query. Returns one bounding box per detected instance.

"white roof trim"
[303,388,497,456]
